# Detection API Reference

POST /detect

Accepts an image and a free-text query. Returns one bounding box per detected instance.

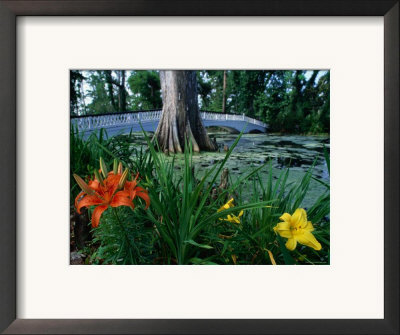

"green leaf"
[276,235,296,265]
[311,176,330,189]
[323,145,330,175]
[189,257,218,265]
[184,239,214,249]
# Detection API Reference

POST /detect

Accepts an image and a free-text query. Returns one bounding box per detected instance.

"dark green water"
[132,133,330,208]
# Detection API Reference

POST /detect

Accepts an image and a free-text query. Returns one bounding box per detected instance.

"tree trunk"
[105,70,127,112]
[222,70,227,114]
[118,70,127,112]
[154,70,218,153]
[104,71,117,111]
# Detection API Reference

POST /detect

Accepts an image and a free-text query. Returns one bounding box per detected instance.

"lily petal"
[230,216,240,224]
[296,230,322,250]
[279,213,292,223]
[124,180,137,191]
[291,208,307,227]
[88,179,100,191]
[110,193,135,210]
[274,221,291,236]
[136,190,150,209]
[223,214,240,224]
[76,195,103,214]
[223,215,234,222]
[285,238,297,251]
[75,191,85,209]
[106,174,122,195]
[91,205,108,228]
[116,190,130,198]
[275,221,290,230]
[303,220,315,232]
[218,198,235,212]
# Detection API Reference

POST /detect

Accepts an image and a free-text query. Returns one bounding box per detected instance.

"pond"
[130,132,330,209]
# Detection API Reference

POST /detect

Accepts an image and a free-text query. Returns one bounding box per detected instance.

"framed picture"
[0,0,398,334]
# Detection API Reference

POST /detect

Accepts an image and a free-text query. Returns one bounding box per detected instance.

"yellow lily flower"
[222,210,244,224]
[273,208,322,251]
[217,198,243,224]
[217,198,235,212]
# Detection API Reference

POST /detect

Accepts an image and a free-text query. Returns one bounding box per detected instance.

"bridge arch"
[204,125,240,134]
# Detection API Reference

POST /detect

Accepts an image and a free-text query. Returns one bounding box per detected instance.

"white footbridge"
[71,110,268,138]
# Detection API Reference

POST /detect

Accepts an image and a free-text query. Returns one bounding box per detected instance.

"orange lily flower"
[121,173,150,209]
[74,172,134,228]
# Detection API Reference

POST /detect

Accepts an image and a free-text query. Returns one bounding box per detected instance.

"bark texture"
[222,70,227,114]
[154,70,218,153]
[104,70,127,112]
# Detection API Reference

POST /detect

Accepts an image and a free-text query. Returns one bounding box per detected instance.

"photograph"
[1,0,397,331]
[70,69,330,265]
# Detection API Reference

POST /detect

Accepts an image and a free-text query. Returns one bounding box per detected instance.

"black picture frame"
[0,1,398,334]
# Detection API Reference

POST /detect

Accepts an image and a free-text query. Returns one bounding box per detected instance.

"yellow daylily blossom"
[217,198,243,224]
[273,208,322,251]
[217,198,235,212]
[222,210,243,224]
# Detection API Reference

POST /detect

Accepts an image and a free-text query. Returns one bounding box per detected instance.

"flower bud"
[73,174,95,195]
[118,162,123,174]
[99,157,108,177]
[118,168,129,189]
[94,169,104,186]
[113,158,118,175]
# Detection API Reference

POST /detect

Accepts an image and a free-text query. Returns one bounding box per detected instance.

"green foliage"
[196,70,329,134]
[142,130,273,264]
[71,70,329,135]
[89,206,154,265]
[85,71,116,114]
[127,71,162,110]
[70,126,138,202]
[70,70,86,115]
[201,158,330,265]
[71,130,330,265]
[228,70,267,117]
[197,71,213,109]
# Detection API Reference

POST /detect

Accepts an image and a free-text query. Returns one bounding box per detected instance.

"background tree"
[261,71,291,132]
[127,71,162,110]
[85,71,115,114]
[71,69,330,135]
[116,70,127,112]
[104,70,117,111]
[222,70,227,113]
[154,70,218,153]
[104,70,127,112]
[314,71,330,133]
[205,70,225,112]
[229,71,267,117]
[197,71,213,109]
[70,70,85,115]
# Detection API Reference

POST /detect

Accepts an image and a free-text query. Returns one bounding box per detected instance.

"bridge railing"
[71,110,267,132]
[200,112,268,128]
